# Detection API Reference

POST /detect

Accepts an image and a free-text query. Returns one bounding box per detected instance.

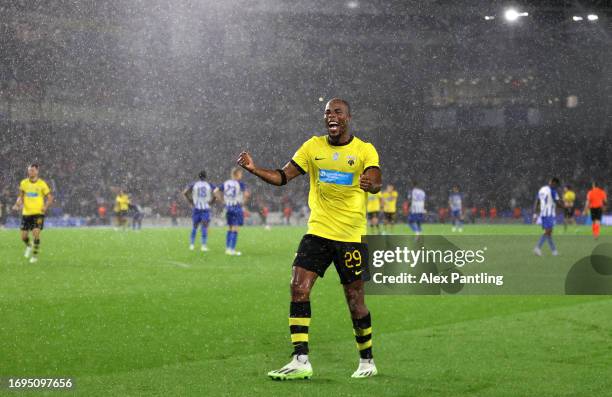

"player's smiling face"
[27,166,38,180]
[324,101,351,141]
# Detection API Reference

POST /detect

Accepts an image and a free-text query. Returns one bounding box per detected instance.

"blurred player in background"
[583,181,607,240]
[183,170,215,251]
[237,98,381,380]
[114,189,130,230]
[562,184,576,232]
[215,167,249,255]
[449,185,464,232]
[12,164,53,263]
[258,199,271,230]
[169,201,179,226]
[533,178,562,256]
[408,181,426,236]
[366,191,382,234]
[0,188,9,228]
[381,184,398,234]
[129,201,145,231]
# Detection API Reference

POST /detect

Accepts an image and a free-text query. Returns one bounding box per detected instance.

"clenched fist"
[237,151,255,172]
[359,173,374,192]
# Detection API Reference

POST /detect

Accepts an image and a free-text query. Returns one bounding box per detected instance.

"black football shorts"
[293,234,369,284]
[590,207,603,221]
[20,215,45,231]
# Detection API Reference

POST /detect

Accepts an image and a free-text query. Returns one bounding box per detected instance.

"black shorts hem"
[367,212,379,220]
[293,262,327,278]
[384,212,396,222]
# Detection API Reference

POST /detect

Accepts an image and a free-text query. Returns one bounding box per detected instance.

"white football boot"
[267,354,313,380]
[351,358,378,378]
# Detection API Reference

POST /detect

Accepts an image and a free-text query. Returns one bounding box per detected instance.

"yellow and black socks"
[289,301,311,356]
[23,237,30,247]
[353,312,373,359]
[33,239,40,257]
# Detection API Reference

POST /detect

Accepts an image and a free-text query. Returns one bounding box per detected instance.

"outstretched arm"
[237,151,302,186]
[359,167,382,194]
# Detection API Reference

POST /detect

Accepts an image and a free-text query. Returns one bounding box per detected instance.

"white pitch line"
[164,260,191,268]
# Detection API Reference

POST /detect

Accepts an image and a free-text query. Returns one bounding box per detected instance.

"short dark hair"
[551,177,560,185]
[29,163,39,169]
[565,184,572,189]
[198,170,207,180]
[592,180,600,187]
[328,98,351,115]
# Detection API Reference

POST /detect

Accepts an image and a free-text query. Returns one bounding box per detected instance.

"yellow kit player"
[562,184,576,232]
[13,164,53,263]
[381,184,398,234]
[238,98,381,379]
[367,191,382,234]
[115,189,130,230]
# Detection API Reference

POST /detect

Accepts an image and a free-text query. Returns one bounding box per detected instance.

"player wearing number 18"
[237,98,382,380]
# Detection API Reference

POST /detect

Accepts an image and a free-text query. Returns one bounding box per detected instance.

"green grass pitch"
[1,224,611,396]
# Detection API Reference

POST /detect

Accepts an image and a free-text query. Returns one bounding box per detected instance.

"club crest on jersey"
[333,152,339,161]
[346,155,356,166]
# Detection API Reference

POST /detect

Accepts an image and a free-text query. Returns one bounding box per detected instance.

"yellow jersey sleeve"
[41,180,50,196]
[291,137,313,174]
[362,142,380,170]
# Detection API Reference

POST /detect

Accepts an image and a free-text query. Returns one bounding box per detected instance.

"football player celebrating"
[238,98,382,380]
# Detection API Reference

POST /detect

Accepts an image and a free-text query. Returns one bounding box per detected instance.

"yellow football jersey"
[292,135,380,243]
[381,190,398,213]
[19,178,50,216]
[367,192,382,213]
[116,194,130,211]
[563,190,576,206]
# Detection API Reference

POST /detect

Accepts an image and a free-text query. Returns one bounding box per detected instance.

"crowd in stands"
[1,119,609,224]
